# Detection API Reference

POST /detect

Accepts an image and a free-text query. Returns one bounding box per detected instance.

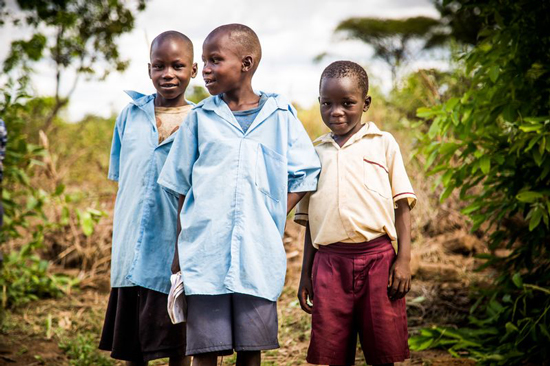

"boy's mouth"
[204,79,216,87]
[160,83,178,89]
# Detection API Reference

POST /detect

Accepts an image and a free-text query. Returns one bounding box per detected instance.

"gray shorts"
[185,293,279,355]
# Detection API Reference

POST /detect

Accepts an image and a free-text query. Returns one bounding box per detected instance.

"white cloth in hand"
[167,271,187,324]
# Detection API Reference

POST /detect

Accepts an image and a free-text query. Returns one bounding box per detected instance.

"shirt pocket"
[363,156,392,199]
[255,143,286,202]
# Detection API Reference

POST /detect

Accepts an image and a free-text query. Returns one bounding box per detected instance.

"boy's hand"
[298,276,314,314]
[171,251,180,274]
[388,256,411,300]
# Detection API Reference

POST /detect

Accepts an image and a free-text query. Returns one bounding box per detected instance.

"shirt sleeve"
[107,108,128,182]
[293,191,310,226]
[286,105,321,193]
[386,134,417,209]
[157,111,199,197]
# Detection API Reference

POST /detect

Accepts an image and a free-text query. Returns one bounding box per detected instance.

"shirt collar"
[125,90,155,107]
[314,122,383,146]
[196,92,288,134]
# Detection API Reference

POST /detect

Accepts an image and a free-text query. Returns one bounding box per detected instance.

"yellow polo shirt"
[295,122,416,248]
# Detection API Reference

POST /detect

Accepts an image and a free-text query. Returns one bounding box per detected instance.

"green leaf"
[80,212,94,237]
[512,273,523,288]
[446,97,459,110]
[60,206,70,226]
[480,156,490,174]
[428,117,441,139]
[417,107,435,118]
[529,208,543,231]
[54,184,65,196]
[489,65,499,82]
[519,124,543,132]
[516,191,542,203]
[440,185,454,202]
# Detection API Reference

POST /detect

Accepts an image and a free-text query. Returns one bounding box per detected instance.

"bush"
[411,0,550,364]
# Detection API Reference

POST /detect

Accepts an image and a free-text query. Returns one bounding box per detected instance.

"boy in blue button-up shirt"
[99,31,196,366]
[158,24,321,366]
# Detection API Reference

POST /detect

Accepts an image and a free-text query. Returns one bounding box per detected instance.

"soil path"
[0,221,478,366]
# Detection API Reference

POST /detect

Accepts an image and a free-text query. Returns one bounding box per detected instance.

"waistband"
[318,235,393,256]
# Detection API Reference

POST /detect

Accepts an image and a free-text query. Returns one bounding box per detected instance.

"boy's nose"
[162,67,175,78]
[331,108,344,117]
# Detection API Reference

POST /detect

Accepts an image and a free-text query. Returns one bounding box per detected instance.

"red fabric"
[307,236,410,365]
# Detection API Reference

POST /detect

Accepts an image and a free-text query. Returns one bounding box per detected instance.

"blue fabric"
[109,90,192,294]
[232,94,268,133]
[158,92,321,301]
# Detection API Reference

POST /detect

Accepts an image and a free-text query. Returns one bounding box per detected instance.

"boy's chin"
[205,87,221,96]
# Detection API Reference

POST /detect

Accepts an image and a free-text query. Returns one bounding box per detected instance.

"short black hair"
[207,24,262,69]
[320,61,369,97]
[150,31,194,60]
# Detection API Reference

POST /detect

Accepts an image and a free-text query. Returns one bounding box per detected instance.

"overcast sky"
[0,0,443,121]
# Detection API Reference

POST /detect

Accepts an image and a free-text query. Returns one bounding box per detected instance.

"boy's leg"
[236,350,260,366]
[191,353,217,366]
[126,362,147,366]
[307,250,357,366]
[169,355,192,366]
[357,243,409,365]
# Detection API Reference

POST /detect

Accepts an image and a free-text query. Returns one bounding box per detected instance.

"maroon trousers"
[307,236,409,365]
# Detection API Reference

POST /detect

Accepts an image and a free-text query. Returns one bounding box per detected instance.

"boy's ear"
[363,96,372,112]
[191,62,198,78]
[242,55,253,72]
[148,63,152,79]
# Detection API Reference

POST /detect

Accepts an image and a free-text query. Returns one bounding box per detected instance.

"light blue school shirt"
[109,90,191,294]
[157,92,321,301]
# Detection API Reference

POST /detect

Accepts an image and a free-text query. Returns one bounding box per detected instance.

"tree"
[335,17,441,84]
[411,0,550,363]
[1,0,147,129]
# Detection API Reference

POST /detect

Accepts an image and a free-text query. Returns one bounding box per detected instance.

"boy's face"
[148,38,197,106]
[319,76,371,138]
[202,32,247,95]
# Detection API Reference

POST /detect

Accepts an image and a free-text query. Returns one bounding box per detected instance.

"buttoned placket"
[328,135,364,242]
[127,100,172,282]
[208,95,280,291]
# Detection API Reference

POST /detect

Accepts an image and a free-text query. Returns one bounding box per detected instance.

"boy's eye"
[321,102,330,106]
[343,101,355,107]
[152,64,163,70]
[174,64,185,69]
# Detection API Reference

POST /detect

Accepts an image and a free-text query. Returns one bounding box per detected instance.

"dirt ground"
[0,220,481,366]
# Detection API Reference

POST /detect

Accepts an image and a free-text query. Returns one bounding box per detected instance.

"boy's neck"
[221,83,259,111]
[154,95,189,108]
[333,123,364,148]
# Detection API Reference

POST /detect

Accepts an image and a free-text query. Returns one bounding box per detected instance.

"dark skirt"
[99,286,186,362]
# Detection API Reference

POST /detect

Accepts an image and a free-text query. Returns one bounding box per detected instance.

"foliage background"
[1,0,549,365]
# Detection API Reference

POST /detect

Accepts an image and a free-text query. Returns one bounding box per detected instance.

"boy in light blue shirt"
[99,31,196,366]
[158,24,321,366]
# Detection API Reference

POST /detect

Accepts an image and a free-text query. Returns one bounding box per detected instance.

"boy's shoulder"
[314,122,398,150]
[193,92,296,115]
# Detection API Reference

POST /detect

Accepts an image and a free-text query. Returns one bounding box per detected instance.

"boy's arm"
[171,194,185,274]
[287,192,306,215]
[388,198,411,300]
[298,223,317,314]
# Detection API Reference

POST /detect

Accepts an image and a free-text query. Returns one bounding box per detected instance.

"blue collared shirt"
[109,90,190,294]
[158,92,321,301]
